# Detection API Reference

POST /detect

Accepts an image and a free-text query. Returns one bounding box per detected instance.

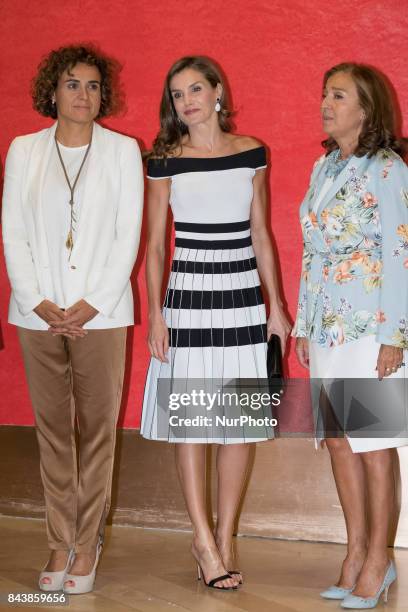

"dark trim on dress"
[169,324,267,347]
[174,220,250,233]
[171,256,258,275]
[164,286,264,310]
[175,236,252,250]
[147,146,266,178]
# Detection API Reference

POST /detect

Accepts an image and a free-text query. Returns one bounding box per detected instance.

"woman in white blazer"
[2,45,143,594]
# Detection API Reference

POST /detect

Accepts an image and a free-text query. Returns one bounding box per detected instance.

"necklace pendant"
[66,230,74,251]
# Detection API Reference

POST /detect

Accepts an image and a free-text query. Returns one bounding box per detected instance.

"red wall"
[1,0,407,426]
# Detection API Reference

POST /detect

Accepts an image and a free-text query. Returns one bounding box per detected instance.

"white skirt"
[309,335,408,453]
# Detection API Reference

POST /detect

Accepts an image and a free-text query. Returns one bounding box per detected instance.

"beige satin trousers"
[17,327,127,553]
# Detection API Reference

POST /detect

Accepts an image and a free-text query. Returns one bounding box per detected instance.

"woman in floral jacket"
[294,63,407,609]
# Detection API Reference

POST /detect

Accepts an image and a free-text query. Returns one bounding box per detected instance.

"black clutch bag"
[267,334,284,392]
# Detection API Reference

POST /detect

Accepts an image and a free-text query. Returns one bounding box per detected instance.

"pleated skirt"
[140,222,273,444]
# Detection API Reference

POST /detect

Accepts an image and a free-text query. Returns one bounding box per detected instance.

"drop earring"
[215,98,221,112]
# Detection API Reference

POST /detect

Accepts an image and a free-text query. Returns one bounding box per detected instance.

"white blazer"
[2,122,144,329]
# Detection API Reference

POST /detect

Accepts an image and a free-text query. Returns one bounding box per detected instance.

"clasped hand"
[266,306,292,350]
[34,299,98,339]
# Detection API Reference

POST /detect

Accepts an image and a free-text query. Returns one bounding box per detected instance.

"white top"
[42,142,89,308]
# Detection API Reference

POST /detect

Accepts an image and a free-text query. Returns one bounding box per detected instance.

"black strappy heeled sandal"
[228,570,243,585]
[197,564,238,590]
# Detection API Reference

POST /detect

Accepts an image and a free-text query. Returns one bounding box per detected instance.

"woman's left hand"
[376,344,404,380]
[267,306,292,353]
[48,299,99,335]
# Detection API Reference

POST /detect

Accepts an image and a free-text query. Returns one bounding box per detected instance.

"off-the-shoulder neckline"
[150,146,265,162]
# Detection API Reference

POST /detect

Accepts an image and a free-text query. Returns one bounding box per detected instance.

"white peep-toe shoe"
[63,540,102,595]
[39,549,74,591]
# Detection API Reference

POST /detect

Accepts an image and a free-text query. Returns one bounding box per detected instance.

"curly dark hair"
[31,44,121,119]
[150,56,234,159]
[322,62,407,158]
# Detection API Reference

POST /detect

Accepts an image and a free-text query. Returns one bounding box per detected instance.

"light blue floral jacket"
[293,149,408,348]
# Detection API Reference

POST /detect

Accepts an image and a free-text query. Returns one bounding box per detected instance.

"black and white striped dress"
[140,147,273,443]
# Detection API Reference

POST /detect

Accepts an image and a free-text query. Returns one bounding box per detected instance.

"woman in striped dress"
[141,56,290,589]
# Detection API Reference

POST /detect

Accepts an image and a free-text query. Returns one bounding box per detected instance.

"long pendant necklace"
[54,131,92,258]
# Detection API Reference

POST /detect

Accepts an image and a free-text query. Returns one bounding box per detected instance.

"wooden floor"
[0,516,407,611]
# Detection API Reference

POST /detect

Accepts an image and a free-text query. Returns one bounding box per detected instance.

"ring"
[385,367,391,372]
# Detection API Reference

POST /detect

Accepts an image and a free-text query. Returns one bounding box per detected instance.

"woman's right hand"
[34,299,65,325]
[295,337,310,369]
[33,299,87,339]
[148,313,169,362]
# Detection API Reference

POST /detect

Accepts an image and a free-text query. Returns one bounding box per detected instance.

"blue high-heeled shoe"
[320,584,354,600]
[341,561,396,609]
